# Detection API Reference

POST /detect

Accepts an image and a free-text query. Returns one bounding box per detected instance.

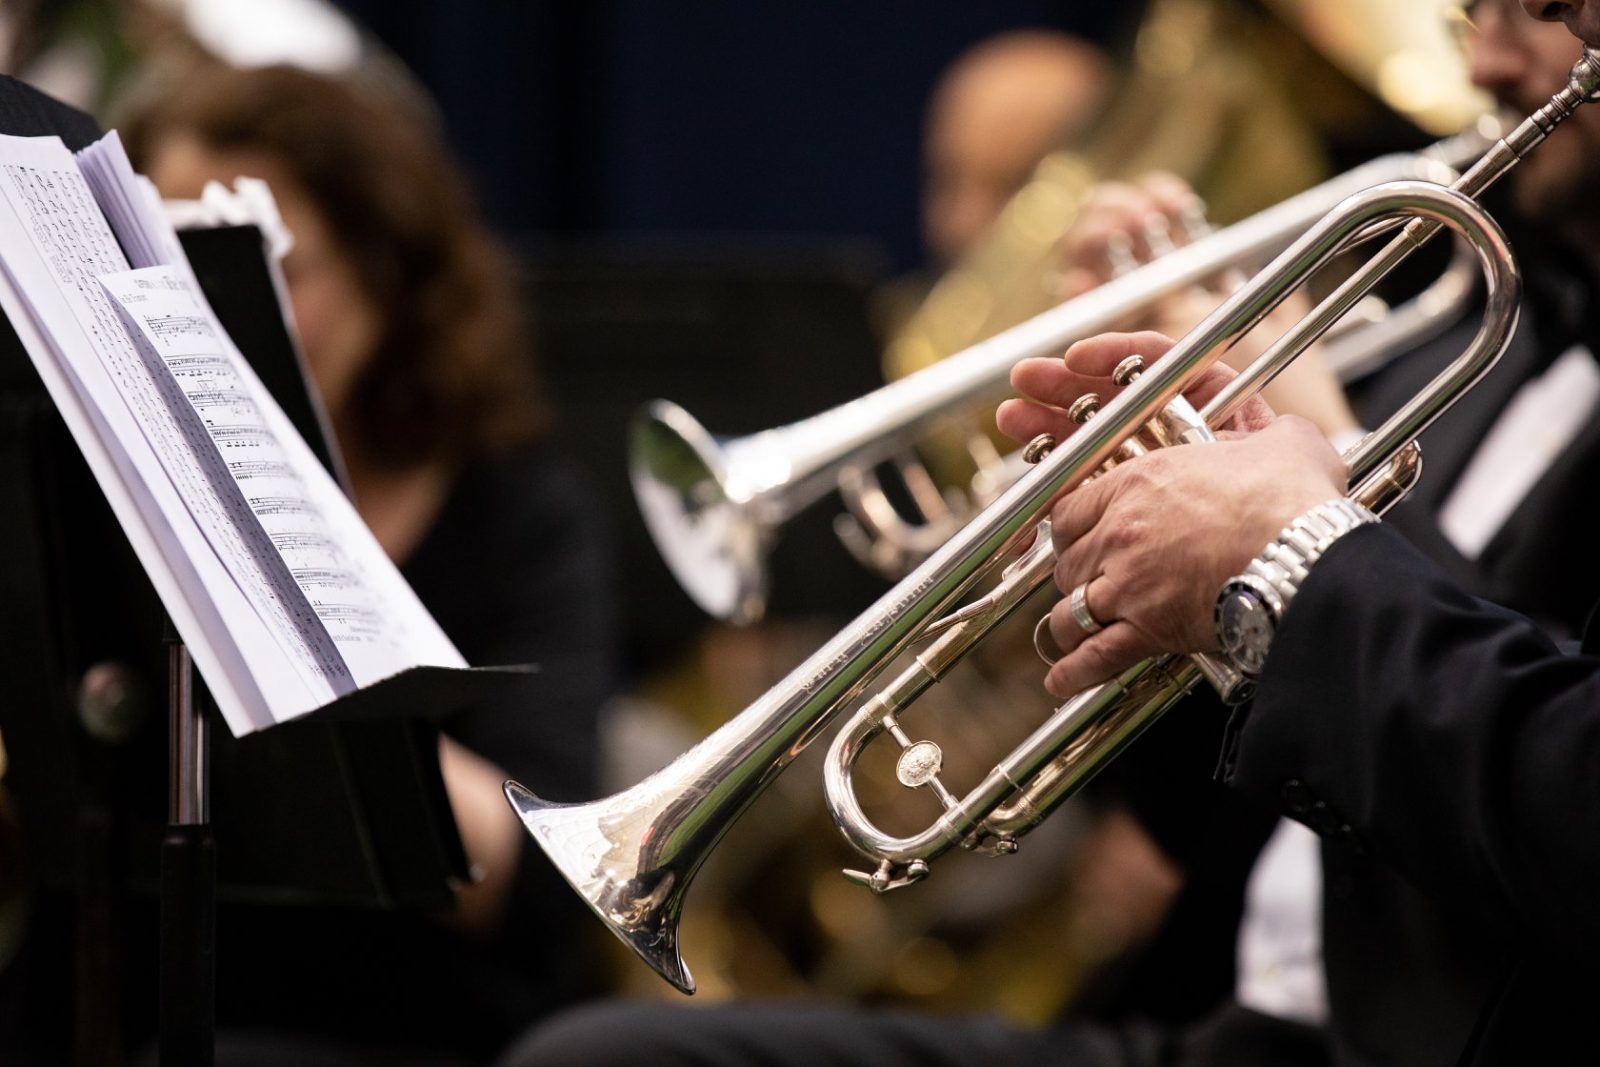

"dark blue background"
[333,1,1144,273]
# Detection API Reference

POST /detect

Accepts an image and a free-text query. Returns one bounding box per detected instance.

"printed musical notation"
[209,424,277,448]
[96,268,355,691]
[187,388,250,409]
[146,312,212,344]
[248,494,317,517]
[165,353,233,377]
[314,600,384,640]
[228,458,295,480]
[270,530,338,553]
[100,265,414,689]
[291,566,358,589]
[0,131,465,734]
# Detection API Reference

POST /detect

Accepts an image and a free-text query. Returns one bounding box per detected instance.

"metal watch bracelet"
[1245,497,1379,605]
[1214,497,1378,679]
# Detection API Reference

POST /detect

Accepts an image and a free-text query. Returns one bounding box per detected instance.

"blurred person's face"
[922,36,1108,268]
[924,109,1055,270]
[145,137,381,423]
[1462,0,1600,235]
[1519,0,1600,46]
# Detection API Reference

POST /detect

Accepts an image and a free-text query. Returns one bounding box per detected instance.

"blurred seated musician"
[878,29,1113,336]
[122,63,617,1061]
[1357,0,1600,638]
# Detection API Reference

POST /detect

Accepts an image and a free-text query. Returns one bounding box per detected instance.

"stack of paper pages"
[0,130,465,735]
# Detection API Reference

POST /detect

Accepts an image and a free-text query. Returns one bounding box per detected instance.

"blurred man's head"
[922,30,1111,268]
[1521,0,1600,47]
[1462,0,1600,242]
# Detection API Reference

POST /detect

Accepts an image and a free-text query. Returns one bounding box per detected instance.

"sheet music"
[79,133,463,688]
[103,266,439,686]
[76,131,188,271]
[0,130,466,733]
[0,132,328,729]
[0,257,276,731]
[99,267,352,684]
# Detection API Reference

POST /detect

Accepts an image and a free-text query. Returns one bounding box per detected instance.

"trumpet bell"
[503,780,698,994]
[630,399,766,626]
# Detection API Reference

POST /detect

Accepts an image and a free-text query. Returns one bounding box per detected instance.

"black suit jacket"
[1087,245,1600,1062]
[1222,524,1600,1065]
[1350,234,1600,639]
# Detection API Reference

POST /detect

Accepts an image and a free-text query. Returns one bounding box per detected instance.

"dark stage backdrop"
[331,1,1144,274]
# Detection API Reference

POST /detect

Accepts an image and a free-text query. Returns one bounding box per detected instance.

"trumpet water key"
[510,51,1600,995]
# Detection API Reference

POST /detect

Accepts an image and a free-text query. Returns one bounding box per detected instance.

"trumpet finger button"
[1023,434,1056,464]
[1068,394,1101,424]
[1112,355,1145,385]
[896,741,944,788]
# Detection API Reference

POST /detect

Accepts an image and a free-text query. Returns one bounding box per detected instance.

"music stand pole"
[160,627,214,1066]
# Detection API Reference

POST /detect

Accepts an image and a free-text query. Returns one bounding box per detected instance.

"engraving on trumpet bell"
[896,740,944,788]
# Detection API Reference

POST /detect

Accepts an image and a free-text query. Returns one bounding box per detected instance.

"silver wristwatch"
[1214,498,1378,678]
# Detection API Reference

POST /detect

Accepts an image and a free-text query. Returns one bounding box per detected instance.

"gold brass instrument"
[884,0,1334,386]
[510,51,1600,996]
[631,130,1488,625]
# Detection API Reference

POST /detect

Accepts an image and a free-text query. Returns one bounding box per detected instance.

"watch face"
[1217,583,1274,676]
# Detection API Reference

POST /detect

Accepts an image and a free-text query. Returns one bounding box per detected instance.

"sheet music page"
[98,268,355,678]
[76,132,189,271]
[76,133,465,683]
[0,262,276,732]
[0,131,333,730]
[102,266,459,687]
[0,131,465,733]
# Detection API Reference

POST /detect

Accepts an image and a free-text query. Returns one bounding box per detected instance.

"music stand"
[0,77,518,1065]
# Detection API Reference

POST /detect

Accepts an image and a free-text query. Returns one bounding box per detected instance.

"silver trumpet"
[632,127,1496,625]
[509,52,1600,995]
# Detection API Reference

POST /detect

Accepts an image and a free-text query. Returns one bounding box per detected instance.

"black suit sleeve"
[1219,522,1600,949]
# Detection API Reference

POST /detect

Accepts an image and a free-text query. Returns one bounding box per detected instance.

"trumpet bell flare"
[502,779,698,995]
[630,399,767,624]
